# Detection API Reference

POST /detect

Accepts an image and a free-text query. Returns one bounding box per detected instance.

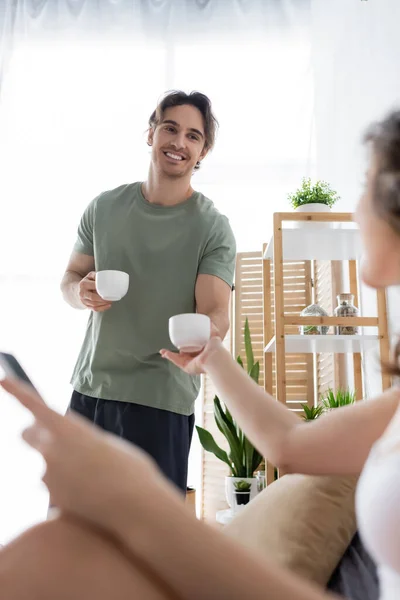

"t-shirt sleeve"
[73,196,98,256]
[198,215,237,288]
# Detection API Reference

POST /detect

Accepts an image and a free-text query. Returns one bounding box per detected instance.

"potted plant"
[288,178,340,228]
[320,388,356,410]
[300,403,325,421]
[196,318,264,508]
[233,480,252,507]
[300,388,356,421]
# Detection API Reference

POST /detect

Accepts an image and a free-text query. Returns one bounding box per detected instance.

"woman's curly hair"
[364,110,400,376]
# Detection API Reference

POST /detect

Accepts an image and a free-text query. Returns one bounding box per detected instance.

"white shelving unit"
[262,212,390,406]
[262,212,391,485]
[264,334,379,355]
[263,227,362,261]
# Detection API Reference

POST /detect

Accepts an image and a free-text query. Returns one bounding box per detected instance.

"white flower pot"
[292,203,332,229]
[225,476,258,511]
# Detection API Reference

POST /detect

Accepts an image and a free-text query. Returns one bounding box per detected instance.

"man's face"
[148,104,208,179]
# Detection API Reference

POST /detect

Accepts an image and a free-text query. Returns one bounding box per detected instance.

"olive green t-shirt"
[70,182,236,416]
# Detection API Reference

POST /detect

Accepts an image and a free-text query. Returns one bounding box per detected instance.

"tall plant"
[196,318,263,478]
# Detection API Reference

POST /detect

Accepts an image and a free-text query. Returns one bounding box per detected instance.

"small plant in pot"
[321,388,356,410]
[233,480,252,507]
[300,403,325,421]
[288,178,340,227]
[300,388,356,421]
[196,318,264,509]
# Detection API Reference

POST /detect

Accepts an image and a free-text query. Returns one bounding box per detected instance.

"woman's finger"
[22,422,55,453]
[0,378,63,433]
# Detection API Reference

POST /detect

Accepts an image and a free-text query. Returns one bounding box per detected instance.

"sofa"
[224,473,379,600]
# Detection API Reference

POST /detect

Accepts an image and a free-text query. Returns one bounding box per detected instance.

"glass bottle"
[334,293,359,335]
[299,303,329,335]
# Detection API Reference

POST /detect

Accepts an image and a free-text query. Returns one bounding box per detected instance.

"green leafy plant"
[300,403,325,421]
[320,388,356,409]
[288,178,340,209]
[196,318,263,478]
[301,388,356,421]
[234,480,252,492]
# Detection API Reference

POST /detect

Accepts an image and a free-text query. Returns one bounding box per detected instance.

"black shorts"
[69,391,195,493]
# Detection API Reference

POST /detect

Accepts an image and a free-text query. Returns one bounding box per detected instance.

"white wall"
[311,0,400,396]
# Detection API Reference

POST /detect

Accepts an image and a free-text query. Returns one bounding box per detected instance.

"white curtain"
[0,0,313,542]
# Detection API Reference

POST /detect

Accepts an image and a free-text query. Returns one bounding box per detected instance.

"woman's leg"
[0,377,334,600]
[0,516,176,600]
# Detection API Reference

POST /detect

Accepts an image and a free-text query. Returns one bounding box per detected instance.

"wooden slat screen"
[201,251,317,521]
[314,260,339,396]
[267,258,314,412]
[200,331,231,522]
[234,252,265,384]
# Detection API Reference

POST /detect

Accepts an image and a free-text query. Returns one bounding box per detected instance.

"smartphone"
[0,352,36,389]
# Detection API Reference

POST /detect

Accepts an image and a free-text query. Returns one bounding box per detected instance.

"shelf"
[263,227,362,261]
[264,334,379,354]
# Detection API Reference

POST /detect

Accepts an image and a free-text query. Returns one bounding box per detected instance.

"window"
[0,33,313,540]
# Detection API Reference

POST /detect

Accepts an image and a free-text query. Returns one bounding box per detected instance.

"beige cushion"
[225,474,358,587]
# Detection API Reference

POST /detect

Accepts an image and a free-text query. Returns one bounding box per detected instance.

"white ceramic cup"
[169,313,211,353]
[95,270,129,302]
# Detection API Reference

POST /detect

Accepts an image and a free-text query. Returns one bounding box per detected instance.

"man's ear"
[199,147,209,162]
[147,128,154,147]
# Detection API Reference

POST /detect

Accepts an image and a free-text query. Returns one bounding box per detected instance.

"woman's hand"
[0,377,158,534]
[160,336,223,375]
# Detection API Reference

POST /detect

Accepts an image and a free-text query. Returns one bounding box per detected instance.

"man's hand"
[79,272,112,312]
[160,336,223,375]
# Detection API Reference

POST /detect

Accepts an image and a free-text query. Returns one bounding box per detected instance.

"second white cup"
[169,313,211,353]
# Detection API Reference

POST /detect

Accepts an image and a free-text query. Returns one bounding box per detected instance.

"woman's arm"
[162,338,400,474]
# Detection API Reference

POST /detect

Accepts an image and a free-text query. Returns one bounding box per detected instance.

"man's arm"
[195,273,232,339]
[61,251,111,312]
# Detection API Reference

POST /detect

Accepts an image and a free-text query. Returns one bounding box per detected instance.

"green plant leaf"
[212,398,241,473]
[251,446,264,473]
[288,177,340,210]
[243,435,254,477]
[244,317,254,373]
[300,403,324,420]
[214,397,239,442]
[196,426,232,470]
[224,403,235,427]
[214,398,244,477]
[234,480,252,492]
[320,388,356,410]
[249,361,260,384]
[196,318,264,479]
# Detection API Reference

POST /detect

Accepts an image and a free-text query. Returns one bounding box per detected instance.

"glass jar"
[299,303,329,335]
[255,470,266,493]
[334,293,359,335]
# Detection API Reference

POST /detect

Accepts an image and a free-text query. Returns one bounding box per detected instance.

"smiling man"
[60,91,236,492]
